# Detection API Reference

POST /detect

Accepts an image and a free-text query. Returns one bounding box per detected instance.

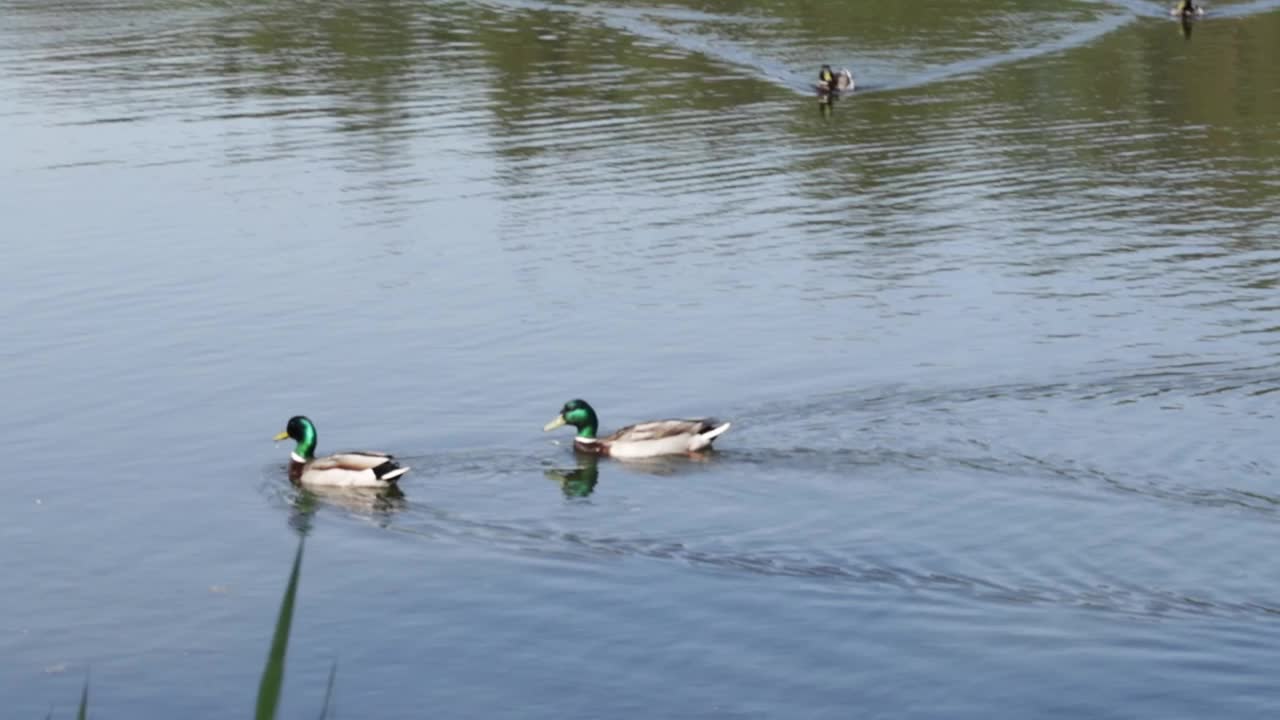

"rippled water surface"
[4,0,1280,717]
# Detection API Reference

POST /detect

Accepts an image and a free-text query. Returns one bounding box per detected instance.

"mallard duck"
[816,64,855,95]
[1170,0,1204,17]
[543,399,731,459]
[273,415,409,488]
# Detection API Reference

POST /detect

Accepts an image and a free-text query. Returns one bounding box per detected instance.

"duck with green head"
[543,399,731,459]
[816,64,855,96]
[273,415,410,488]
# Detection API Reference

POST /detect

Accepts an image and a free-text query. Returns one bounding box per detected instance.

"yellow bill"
[543,415,567,432]
[273,431,290,441]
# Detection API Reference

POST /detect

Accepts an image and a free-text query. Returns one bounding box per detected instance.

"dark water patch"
[745,361,1280,415]
[728,443,1280,518]
[1104,0,1280,18]
[259,464,1280,622]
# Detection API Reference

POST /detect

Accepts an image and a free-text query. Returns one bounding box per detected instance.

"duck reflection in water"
[544,450,722,499]
[1179,14,1195,39]
[288,484,407,536]
[545,455,600,498]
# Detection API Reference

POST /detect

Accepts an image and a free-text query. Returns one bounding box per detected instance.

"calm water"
[3,0,1280,716]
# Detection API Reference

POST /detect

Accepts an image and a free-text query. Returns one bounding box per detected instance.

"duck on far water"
[816,64,855,98]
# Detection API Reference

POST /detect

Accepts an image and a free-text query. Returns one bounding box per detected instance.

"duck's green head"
[543,399,599,439]
[274,415,317,459]
[820,64,834,84]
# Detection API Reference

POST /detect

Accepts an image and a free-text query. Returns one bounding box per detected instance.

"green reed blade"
[76,674,88,720]
[317,661,337,720]
[255,540,305,720]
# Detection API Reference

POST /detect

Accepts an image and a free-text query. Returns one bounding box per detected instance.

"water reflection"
[544,455,600,498]
[542,448,727,498]
[816,87,859,119]
[1180,15,1195,38]
[287,484,407,536]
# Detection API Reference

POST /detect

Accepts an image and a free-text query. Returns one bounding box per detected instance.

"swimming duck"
[817,64,855,95]
[543,399,731,459]
[273,415,409,488]
[1170,0,1204,17]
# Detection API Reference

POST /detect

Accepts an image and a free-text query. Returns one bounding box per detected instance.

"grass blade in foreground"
[76,674,88,720]
[255,540,305,720]
[317,661,337,720]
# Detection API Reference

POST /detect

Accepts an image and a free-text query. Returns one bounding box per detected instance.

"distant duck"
[816,64,855,95]
[1170,0,1204,17]
[273,415,409,488]
[543,399,731,459]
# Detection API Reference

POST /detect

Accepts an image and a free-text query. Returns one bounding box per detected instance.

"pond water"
[3,0,1280,717]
